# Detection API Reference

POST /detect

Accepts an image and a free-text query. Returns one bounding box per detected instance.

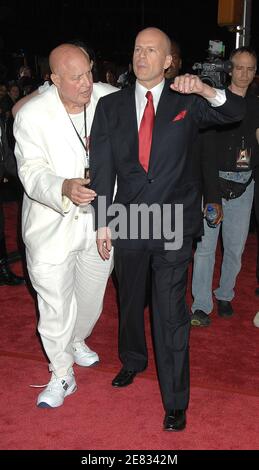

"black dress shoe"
[112,368,137,387]
[0,260,26,286]
[163,409,186,432]
[217,300,234,318]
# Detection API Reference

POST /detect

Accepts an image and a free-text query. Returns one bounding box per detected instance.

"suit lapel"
[148,81,187,173]
[86,94,96,136]
[152,81,177,144]
[120,86,139,156]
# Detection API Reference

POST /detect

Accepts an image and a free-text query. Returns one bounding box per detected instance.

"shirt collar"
[135,79,165,111]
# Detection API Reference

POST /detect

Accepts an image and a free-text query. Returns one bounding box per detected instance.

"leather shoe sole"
[163,409,186,432]
[112,368,137,387]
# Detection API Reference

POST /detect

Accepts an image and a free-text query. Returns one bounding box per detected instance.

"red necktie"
[139,91,155,172]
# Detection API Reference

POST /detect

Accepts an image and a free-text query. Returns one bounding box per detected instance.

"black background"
[0,0,259,75]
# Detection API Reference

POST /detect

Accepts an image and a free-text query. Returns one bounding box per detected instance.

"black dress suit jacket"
[90,80,245,250]
[0,117,17,185]
[0,117,18,238]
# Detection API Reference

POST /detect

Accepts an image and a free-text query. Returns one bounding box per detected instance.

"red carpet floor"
[1,202,259,450]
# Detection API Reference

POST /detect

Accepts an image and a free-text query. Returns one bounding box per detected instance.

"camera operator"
[191,46,259,327]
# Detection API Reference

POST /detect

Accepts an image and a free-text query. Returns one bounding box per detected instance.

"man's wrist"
[206,88,226,107]
[200,83,217,100]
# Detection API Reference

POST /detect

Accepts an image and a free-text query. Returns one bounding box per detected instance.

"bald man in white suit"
[14,44,117,408]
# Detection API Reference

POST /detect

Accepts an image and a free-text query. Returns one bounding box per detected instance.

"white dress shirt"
[135,80,165,129]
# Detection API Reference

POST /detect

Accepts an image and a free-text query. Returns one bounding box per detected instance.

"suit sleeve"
[14,111,70,215]
[90,98,116,229]
[193,88,246,128]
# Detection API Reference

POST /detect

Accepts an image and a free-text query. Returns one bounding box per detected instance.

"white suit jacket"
[14,82,117,264]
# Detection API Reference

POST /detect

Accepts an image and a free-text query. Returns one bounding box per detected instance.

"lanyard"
[68,105,88,157]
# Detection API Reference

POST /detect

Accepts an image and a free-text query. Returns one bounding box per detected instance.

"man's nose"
[82,74,92,86]
[139,49,147,58]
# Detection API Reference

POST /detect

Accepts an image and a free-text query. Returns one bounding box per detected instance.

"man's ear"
[164,54,172,71]
[51,73,60,88]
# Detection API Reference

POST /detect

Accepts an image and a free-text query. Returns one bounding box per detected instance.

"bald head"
[133,27,172,89]
[136,28,172,56]
[49,44,89,75]
[49,43,93,113]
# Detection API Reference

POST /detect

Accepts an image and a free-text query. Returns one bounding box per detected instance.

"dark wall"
[0,0,258,72]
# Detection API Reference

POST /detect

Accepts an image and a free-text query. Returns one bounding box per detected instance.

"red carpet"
[1,202,259,450]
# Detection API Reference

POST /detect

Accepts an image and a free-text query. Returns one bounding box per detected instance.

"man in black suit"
[90,27,245,431]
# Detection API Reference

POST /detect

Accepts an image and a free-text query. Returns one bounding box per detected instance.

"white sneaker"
[37,369,77,408]
[72,341,99,367]
[253,312,259,328]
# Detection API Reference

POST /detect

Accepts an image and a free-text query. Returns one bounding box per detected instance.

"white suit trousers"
[27,237,113,377]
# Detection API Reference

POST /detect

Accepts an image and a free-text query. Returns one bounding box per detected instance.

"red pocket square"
[172,110,187,122]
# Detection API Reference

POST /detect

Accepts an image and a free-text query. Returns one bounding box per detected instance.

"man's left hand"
[204,202,223,225]
[96,226,112,260]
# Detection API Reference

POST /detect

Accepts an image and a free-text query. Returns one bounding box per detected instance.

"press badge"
[236,136,251,170]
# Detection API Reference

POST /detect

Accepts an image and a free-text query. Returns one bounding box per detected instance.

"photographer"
[191,46,259,326]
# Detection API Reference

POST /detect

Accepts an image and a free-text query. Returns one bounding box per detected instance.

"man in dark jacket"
[0,117,25,286]
[90,27,245,431]
[191,47,259,327]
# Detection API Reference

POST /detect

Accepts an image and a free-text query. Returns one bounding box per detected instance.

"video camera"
[192,40,232,88]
